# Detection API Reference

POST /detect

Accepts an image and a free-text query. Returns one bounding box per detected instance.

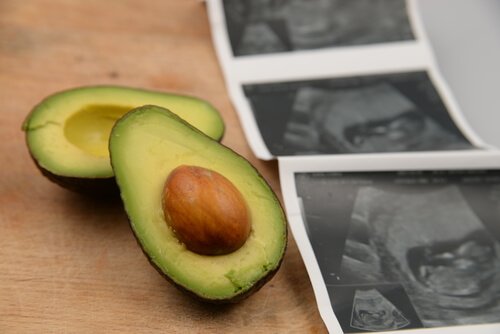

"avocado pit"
[162,165,251,255]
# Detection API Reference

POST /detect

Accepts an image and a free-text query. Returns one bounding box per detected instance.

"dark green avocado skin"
[139,233,286,304]
[129,199,288,303]
[28,151,119,196]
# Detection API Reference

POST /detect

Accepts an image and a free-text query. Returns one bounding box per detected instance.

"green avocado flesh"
[22,86,224,180]
[109,105,287,301]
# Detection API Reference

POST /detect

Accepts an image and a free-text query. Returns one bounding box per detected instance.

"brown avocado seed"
[162,165,251,255]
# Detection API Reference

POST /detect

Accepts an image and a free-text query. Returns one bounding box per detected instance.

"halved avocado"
[109,105,287,302]
[22,86,225,194]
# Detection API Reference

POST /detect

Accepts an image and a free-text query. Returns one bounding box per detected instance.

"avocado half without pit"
[22,86,225,194]
[109,105,287,302]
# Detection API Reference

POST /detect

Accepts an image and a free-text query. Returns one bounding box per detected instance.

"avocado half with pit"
[109,105,287,302]
[22,86,225,194]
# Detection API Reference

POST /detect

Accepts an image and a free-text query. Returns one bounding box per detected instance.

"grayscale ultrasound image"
[243,71,474,156]
[350,288,410,331]
[222,0,415,56]
[295,170,500,331]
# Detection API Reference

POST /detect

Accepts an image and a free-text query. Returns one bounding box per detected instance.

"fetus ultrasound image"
[329,284,422,332]
[243,71,474,156]
[295,170,500,331]
[222,0,415,56]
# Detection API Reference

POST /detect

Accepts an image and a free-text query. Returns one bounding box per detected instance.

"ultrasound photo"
[351,288,410,331]
[244,71,474,156]
[222,0,415,56]
[328,284,422,332]
[295,170,500,331]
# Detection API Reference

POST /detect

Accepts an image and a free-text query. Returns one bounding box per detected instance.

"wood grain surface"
[0,1,327,333]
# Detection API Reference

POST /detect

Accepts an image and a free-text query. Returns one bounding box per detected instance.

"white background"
[418,0,500,149]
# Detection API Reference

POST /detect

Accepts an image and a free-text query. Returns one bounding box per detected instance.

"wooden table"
[0,1,326,332]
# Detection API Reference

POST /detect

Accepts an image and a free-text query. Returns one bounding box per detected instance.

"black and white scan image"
[350,288,410,331]
[295,170,500,331]
[244,71,474,156]
[222,0,415,56]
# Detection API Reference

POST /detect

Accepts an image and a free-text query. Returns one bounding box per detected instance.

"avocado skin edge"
[111,105,288,303]
[28,152,119,196]
[134,226,287,304]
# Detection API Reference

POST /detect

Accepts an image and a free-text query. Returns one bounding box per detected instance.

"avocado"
[22,86,225,194]
[109,105,287,302]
